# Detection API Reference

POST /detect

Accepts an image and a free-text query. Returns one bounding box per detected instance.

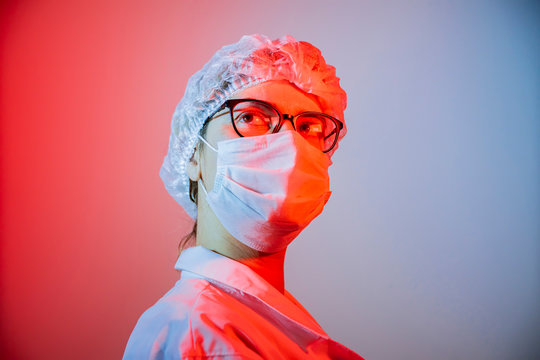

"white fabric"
[123,245,364,359]
[198,130,332,253]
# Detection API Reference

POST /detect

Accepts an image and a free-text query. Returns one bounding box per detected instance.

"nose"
[277,114,295,133]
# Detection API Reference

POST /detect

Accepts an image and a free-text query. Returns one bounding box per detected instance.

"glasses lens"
[295,113,339,152]
[232,101,279,137]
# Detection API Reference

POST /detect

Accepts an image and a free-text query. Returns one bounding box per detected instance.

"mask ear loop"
[198,134,218,153]
[198,178,209,197]
[196,135,216,197]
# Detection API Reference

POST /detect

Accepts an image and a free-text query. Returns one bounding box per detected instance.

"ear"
[186,145,201,182]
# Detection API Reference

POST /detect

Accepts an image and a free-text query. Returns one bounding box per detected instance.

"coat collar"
[174,245,328,338]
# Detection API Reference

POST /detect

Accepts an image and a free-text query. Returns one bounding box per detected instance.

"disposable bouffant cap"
[160,34,347,219]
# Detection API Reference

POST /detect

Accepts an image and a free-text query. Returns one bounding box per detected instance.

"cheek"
[217,121,239,140]
[201,119,240,190]
[207,117,239,144]
[200,147,218,191]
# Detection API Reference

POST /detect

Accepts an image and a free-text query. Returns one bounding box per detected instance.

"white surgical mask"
[198,130,332,253]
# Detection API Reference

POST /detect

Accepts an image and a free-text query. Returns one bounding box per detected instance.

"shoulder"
[123,276,262,360]
[122,277,211,359]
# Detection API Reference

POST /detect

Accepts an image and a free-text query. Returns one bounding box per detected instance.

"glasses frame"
[206,98,343,153]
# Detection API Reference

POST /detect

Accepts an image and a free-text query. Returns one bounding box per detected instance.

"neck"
[195,208,286,294]
[233,246,286,295]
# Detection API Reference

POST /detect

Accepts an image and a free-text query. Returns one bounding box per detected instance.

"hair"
[177,120,211,255]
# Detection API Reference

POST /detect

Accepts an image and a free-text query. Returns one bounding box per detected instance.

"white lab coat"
[123,245,364,359]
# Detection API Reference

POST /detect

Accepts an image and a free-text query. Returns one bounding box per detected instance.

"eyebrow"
[208,107,230,120]
[230,97,322,115]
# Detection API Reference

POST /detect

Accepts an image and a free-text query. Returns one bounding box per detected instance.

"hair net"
[160,34,347,219]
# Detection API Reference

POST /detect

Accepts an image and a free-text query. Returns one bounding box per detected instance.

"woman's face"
[196,79,323,192]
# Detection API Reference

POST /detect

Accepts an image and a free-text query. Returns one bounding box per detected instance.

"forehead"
[230,80,323,114]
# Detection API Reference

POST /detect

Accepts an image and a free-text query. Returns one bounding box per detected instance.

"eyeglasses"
[206,98,343,153]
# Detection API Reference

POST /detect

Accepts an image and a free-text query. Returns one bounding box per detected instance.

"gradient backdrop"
[1,1,539,359]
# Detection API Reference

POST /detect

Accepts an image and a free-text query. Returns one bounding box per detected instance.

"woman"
[123,34,364,359]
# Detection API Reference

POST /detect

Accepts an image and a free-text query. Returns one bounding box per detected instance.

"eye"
[234,109,274,136]
[231,101,280,136]
[297,119,324,138]
[236,112,268,126]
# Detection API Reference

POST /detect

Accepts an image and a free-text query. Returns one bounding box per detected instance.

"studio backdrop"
[1,1,539,359]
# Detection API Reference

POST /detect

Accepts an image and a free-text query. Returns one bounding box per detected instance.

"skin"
[186,79,324,295]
